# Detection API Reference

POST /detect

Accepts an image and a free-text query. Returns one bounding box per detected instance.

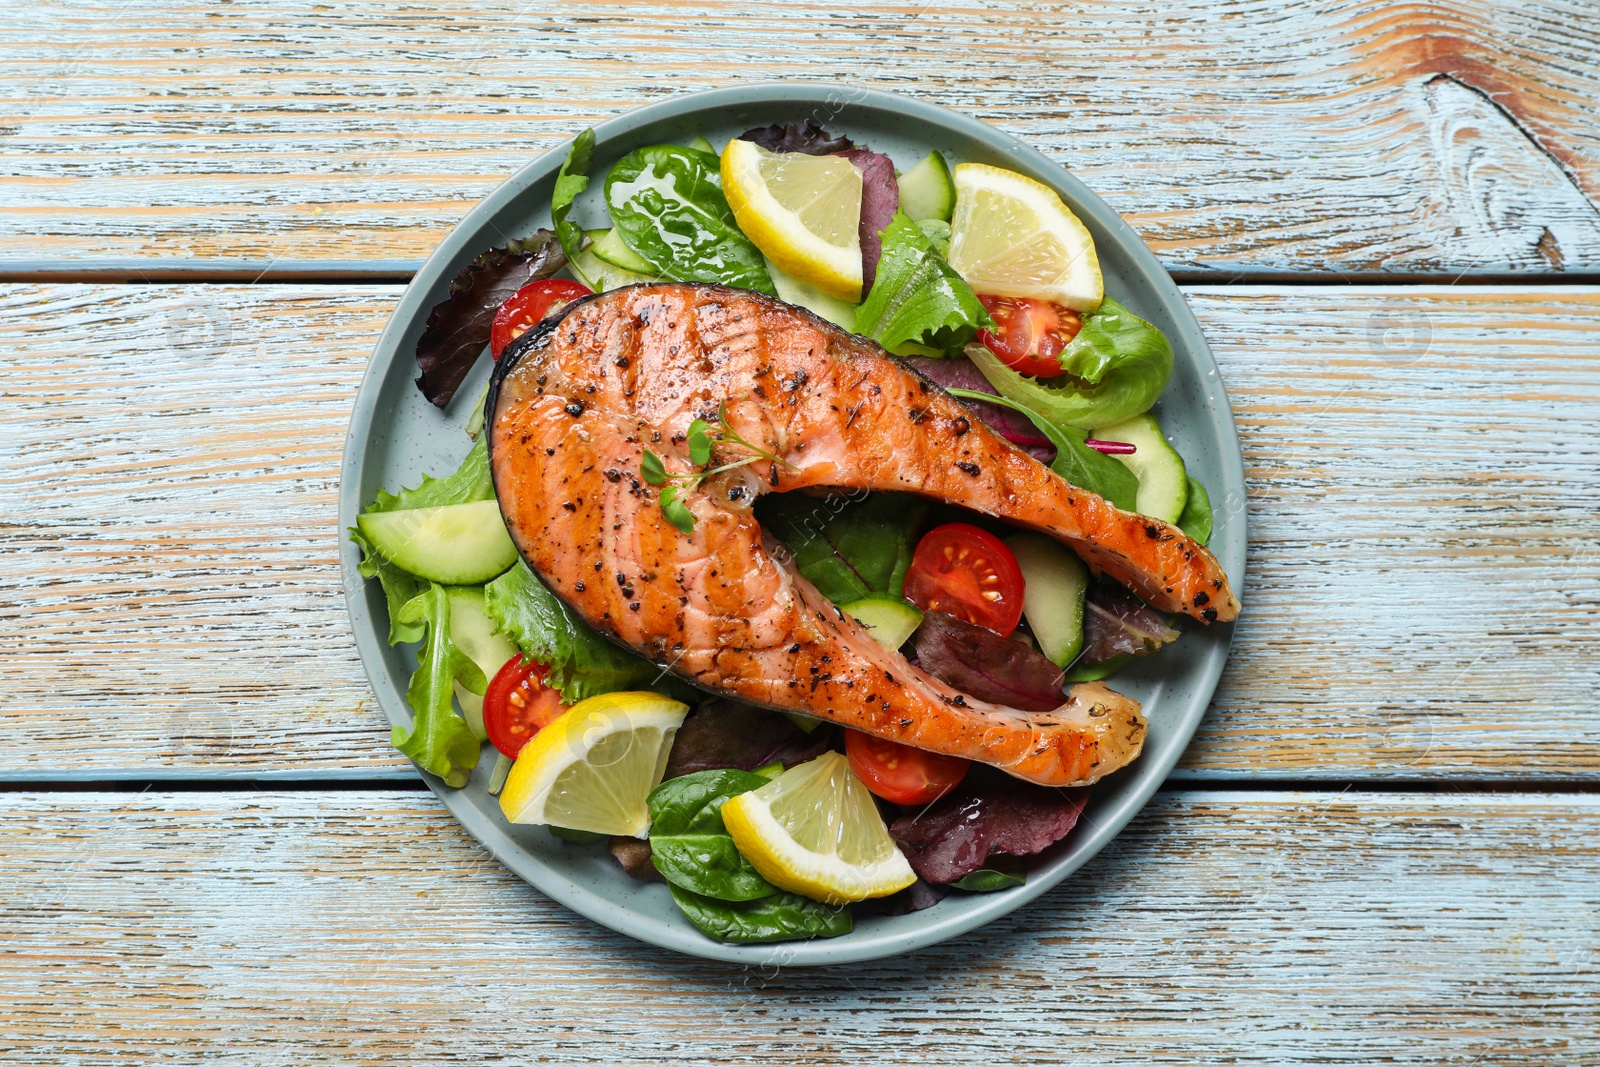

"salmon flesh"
[487,284,1238,787]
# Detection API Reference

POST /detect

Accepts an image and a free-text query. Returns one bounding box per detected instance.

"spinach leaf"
[604,145,776,295]
[950,856,1027,892]
[648,769,775,902]
[946,388,1139,511]
[855,213,990,353]
[390,583,486,788]
[757,492,927,605]
[668,884,852,944]
[965,298,1173,430]
[350,439,496,644]
[482,561,695,703]
[552,129,595,273]
[1177,475,1213,545]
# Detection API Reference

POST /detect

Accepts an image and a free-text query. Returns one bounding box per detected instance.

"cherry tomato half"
[903,522,1026,636]
[845,729,969,806]
[482,655,567,758]
[489,279,593,359]
[975,294,1082,378]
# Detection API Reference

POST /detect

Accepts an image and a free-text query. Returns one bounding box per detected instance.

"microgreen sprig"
[640,402,795,535]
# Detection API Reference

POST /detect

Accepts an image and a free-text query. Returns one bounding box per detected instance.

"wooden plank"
[3,0,1599,276]
[4,789,1597,1062]
[2,283,1595,779]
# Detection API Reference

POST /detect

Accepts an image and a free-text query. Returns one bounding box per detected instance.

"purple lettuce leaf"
[608,836,665,882]
[662,700,835,779]
[900,356,1055,462]
[889,766,1090,883]
[854,877,946,916]
[415,231,566,408]
[737,121,854,155]
[912,611,1067,712]
[1080,581,1181,663]
[839,148,899,293]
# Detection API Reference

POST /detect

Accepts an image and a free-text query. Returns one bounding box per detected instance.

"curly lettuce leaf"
[415,231,567,408]
[757,492,927,605]
[855,213,990,353]
[964,298,1173,430]
[482,561,694,703]
[391,583,486,788]
[552,128,595,270]
[605,145,776,295]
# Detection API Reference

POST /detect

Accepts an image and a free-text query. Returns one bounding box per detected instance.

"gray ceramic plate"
[340,83,1245,965]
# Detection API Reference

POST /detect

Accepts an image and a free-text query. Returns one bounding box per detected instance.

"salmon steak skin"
[486,283,1238,787]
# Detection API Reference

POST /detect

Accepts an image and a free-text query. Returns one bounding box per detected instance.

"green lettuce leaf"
[552,128,596,270]
[391,583,486,788]
[482,561,695,703]
[667,883,852,944]
[604,145,776,295]
[854,213,990,353]
[1177,475,1214,545]
[946,388,1139,511]
[757,492,927,605]
[350,439,496,645]
[966,298,1173,430]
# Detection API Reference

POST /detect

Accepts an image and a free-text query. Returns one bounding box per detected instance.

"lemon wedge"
[946,163,1104,312]
[721,138,863,301]
[721,751,916,904]
[498,691,687,838]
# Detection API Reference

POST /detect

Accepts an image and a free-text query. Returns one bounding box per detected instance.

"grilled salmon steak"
[487,284,1237,787]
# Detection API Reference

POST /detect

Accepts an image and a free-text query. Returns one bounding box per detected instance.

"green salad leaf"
[949,856,1027,892]
[946,388,1139,511]
[1177,475,1214,545]
[552,128,596,271]
[758,492,927,605]
[965,297,1173,430]
[605,145,776,295]
[855,212,990,353]
[668,883,853,944]
[391,583,486,788]
[350,439,497,645]
[648,770,776,902]
[482,560,694,703]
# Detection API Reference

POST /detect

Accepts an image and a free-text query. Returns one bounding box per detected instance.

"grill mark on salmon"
[488,284,1237,787]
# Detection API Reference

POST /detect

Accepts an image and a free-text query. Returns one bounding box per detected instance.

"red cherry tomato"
[489,279,593,359]
[845,729,969,806]
[903,522,1025,636]
[482,655,567,758]
[975,294,1082,378]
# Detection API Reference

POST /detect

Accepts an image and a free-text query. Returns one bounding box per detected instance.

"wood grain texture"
[4,283,1597,780]
[3,0,1599,275]
[3,789,1597,1063]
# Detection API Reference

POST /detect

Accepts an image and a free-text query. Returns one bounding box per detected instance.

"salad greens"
[604,145,777,296]
[667,883,853,944]
[392,583,487,788]
[950,857,1027,893]
[758,492,927,605]
[965,297,1173,430]
[855,212,990,353]
[738,120,854,155]
[483,561,691,704]
[648,770,776,902]
[1178,475,1214,545]
[551,129,596,272]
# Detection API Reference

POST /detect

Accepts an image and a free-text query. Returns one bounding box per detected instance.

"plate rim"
[339,81,1247,966]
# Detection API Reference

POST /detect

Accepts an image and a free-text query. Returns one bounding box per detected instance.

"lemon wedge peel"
[721,751,916,905]
[946,163,1104,313]
[498,691,688,839]
[721,139,864,302]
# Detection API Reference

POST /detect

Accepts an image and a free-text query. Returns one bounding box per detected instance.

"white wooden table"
[3,3,1597,1062]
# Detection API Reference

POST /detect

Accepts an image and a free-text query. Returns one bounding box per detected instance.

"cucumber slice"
[685,135,717,155]
[590,227,657,274]
[841,597,924,650]
[897,150,955,223]
[356,500,518,585]
[1097,413,1188,523]
[445,586,519,740]
[765,255,859,330]
[1005,533,1089,667]
[574,237,652,292]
